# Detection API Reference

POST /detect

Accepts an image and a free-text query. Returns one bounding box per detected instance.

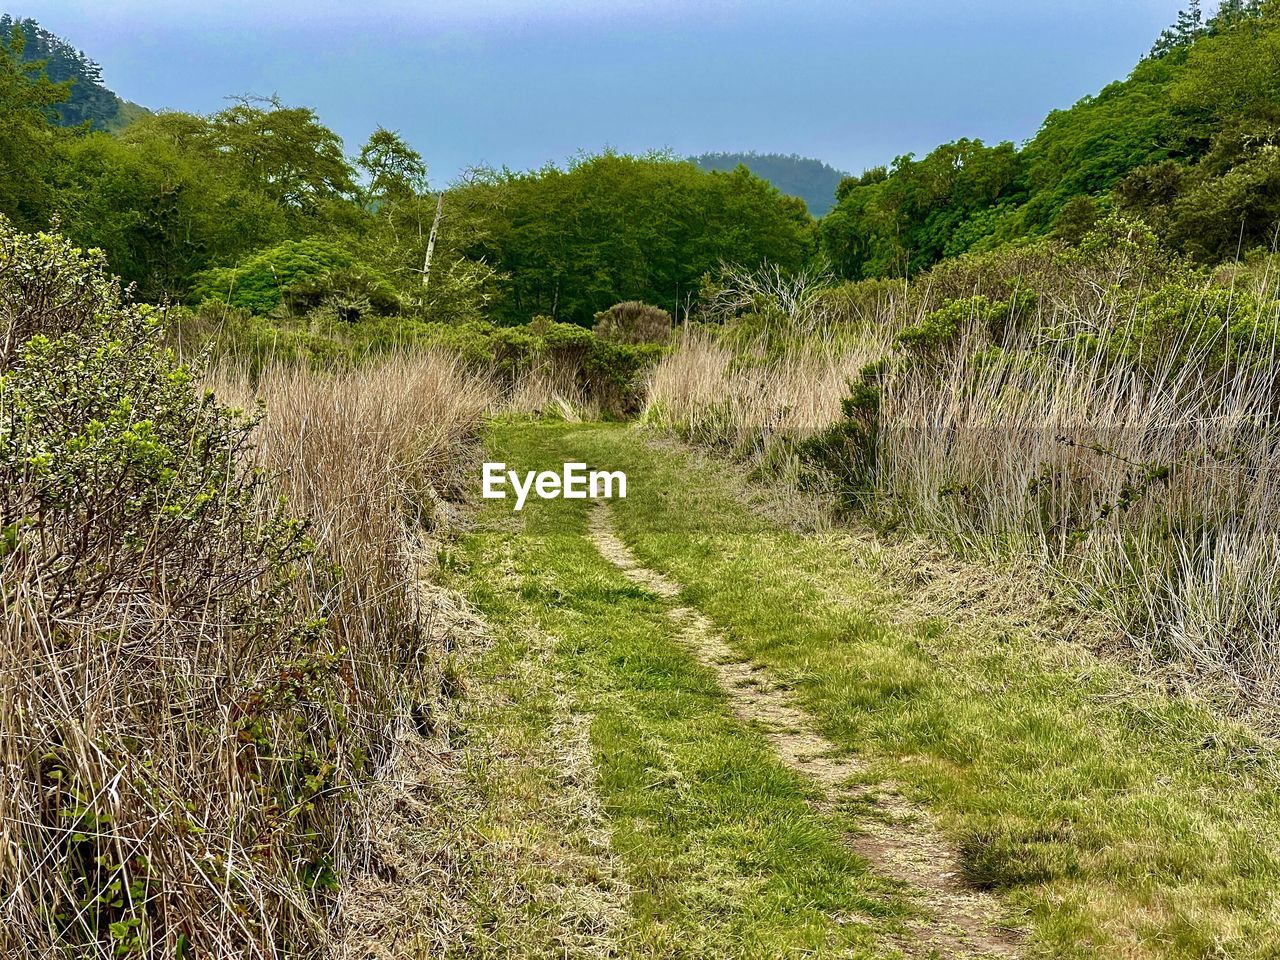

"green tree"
[458,153,813,326]
[358,127,427,204]
[207,96,356,213]
[50,112,292,299]
[820,140,1025,279]
[1149,1,1207,59]
[0,25,69,227]
[0,15,141,130]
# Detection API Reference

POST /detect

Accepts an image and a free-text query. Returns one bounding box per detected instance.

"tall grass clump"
[645,230,1280,700]
[0,219,495,958]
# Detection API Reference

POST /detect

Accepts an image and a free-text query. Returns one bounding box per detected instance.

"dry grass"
[643,328,891,463]
[504,357,600,422]
[645,267,1280,703]
[0,347,496,958]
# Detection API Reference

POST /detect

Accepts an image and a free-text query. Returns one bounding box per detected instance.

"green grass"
[447,422,917,958]
[446,418,1280,958]
[554,421,1280,959]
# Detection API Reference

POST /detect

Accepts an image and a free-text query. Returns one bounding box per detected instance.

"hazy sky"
[19,0,1183,186]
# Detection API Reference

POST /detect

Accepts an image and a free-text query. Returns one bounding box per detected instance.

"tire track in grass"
[337,544,631,959]
[588,504,1021,960]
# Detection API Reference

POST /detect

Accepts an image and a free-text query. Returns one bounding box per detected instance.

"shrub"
[0,223,340,955]
[593,300,673,344]
[895,292,1037,361]
[0,222,119,368]
[190,238,399,318]
[0,220,493,956]
[796,360,887,504]
[429,316,665,416]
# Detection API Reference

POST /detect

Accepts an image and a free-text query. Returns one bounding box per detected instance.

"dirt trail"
[588,506,1022,960]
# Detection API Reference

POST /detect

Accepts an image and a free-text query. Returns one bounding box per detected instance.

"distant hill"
[691,152,848,216]
[1,14,148,131]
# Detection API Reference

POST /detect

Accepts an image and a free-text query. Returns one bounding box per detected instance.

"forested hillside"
[691,151,848,215]
[0,15,146,130]
[821,0,1280,277]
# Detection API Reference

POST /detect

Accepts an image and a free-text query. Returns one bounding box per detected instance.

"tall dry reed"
[1,344,495,958]
[645,267,1280,698]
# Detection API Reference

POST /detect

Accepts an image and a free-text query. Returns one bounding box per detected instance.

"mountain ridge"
[1,14,148,131]
[690,151,848,216]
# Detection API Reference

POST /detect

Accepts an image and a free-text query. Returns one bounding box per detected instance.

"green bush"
[895,291,1037,360]
[190,238,398,318]
[0,220,368,954]
[796,360,887,506]
[430,316,665,414]
[593,300,673,344]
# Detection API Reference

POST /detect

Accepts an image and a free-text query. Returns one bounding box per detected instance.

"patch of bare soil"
[332,545,629,959]
[588,506,1022,959]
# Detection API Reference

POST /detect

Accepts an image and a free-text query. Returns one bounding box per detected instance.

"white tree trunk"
[422,193,444,293]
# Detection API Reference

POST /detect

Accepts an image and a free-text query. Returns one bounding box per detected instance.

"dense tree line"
[820,0,1280,279]
[2,2,1276,335]
[460,154,812,325]
[0,20,812,328]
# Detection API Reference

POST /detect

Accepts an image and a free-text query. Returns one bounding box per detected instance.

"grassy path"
[435,420,1280,959]
[588,505,1018,958]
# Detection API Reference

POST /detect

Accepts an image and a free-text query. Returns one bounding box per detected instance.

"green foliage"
[191,238,398,318]
[819,2,1280,278]
[1172,1,1280,127]
[592,300,673,344]
[357,127,427,203]
[208,95,356,213]
[0,24,70,228]
[0,218,307,638]
[50,122,279,300]
[430,315,666,413]
[0,215,405,956]
[459,153,814,326]
[0,15,145,131]
[896,292,1037,360]
[796,360,887,503]
[820,139,1025,279]
[1105,281,1280,375]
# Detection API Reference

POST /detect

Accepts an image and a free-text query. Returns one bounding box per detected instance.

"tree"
[0,25,69,226]
[0,15,134,130]
[1173,2,1280,126]
[207,96,356,213]
[1149,1,1206,59]
[819,139,1026,279]
[455,153,814,326]
[358,127,427,204]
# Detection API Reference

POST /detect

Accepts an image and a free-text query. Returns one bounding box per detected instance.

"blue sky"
[20,0,1183,186]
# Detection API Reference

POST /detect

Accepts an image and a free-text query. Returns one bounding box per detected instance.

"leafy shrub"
[0,222,119,367]
[429,316,665,415]
[0,220,419,956]
[190,238,398,318]
[592,300,673,344]
[895,292,1037,360]
[1106,282,1280,376]
[796,360,887,504]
